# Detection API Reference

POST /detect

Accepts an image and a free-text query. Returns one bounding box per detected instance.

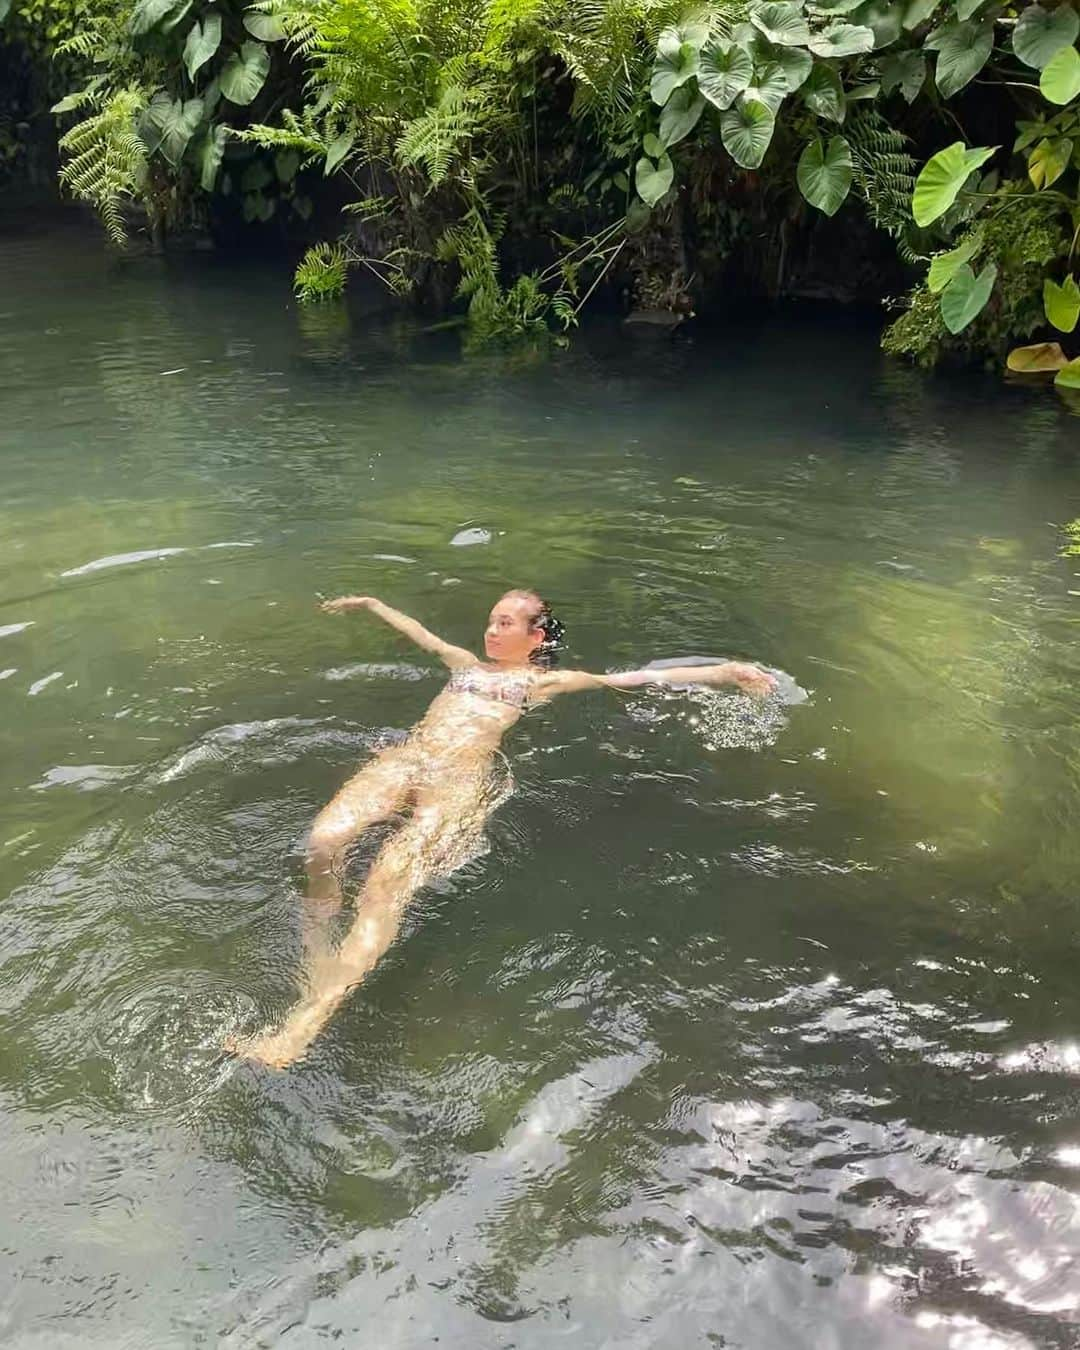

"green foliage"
[294,241,349,301]
[57,86,149,245]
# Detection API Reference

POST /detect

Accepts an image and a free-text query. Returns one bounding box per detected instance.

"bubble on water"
[639,658,808,753]
[684,686,792,751]
[92,972,257,1120]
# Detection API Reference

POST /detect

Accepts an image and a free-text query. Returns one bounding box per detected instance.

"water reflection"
[2,217,1080,1346]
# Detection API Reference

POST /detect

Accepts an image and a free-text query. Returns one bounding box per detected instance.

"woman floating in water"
[234,590,776,1067]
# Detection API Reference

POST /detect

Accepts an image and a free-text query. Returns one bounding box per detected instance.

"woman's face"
[484,594,543,664]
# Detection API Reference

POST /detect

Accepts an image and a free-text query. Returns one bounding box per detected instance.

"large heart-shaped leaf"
[850,0,903,48]
[802,60,846,120]
[698,38,754,110]
[1029,136,1073,189]
[659,85,706,146]
[720,97,775,168]
[926,19,993,97]
[807,22,875,55]
[243,8,287,40]
[927,226,982,293]
[744,62,790,111]
[0,0,11,20]
[131,0,183,35]
[220,41,270,105]
[652,26,704,105]
[1006,341,1068,373]
[1013,2,1079,70]
[770,43,813,89]
[193,122,227,191]
[183,13,221,80]
[1045,274,1080,332]
[1055,357,1080,389]
[881,48,926,101]
[797,134,853,214]
[1040,44,1080,105]
[808,0,864,13]
[750,2,810,46]
[635,151,674,205]
[144,93,205,166]
[940,261,996,333]
[912,141,996,226]
[902,0,937,28]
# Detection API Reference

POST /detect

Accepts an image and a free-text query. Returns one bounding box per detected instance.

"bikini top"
[445,664,533,710]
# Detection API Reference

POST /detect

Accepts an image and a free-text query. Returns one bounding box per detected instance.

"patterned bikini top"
[445,664,533,710]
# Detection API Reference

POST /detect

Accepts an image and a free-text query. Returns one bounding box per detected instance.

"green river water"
[3,212,1080,1348]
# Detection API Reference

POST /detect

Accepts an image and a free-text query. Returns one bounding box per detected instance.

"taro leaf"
[1041,44,1080,105]
[183,13,221,80]
[275,148,300,182]
[926,20,993,98]
[807,0,864,13]
[803,60,846,121]
[1044,274,1080,332]
[797,134,853,214]
[720,97,775,168]
[807,22,875,55]
[243,9,287,40]
[635,151,674,205]
[241,158,273,192]
[1014,119,1045,152]
[144,93,204,166]
[902,0,937,27]
[927,227,983,293]
[850,0,903,48]
[324,131,354,174]
[160,0,192,33]
[745,62,790,111]
[881,49,926,102]
[771,43,813,89]
[1029,136,1073,189]
[954,0,985,19]
[131,0,182,35]
[1054,357,1080,388]
[939,260,997,334]
[643,132,664,157]
[193,122,227,191]
[1013,2,1079,70]
[698,38,754,110]
[846,79,880,99]
[652,26,704,105]
[293,194,313,221]
[1006,341,1068,372]
[912,141,996,226]
[0,0,10,20]
[242,191,275,223]
[659,86,706,146]
[749,2,810,46]
[220,41,269,106]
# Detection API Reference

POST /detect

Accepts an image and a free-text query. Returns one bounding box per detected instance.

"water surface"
[3,214,1080,1349]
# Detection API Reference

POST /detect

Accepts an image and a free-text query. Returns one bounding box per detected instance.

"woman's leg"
[300,748,413,971]
[240,769,492,1068]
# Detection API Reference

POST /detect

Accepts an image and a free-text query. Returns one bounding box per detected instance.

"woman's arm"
[534,661,777,700]
[320,595,477,668]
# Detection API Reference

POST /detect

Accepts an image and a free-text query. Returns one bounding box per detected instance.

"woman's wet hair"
[503,589,565,667]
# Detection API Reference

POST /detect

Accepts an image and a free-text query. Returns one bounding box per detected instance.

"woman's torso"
[406,663,535,760]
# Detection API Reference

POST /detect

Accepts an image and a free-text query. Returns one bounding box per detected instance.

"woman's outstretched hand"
[723,662,778,697]
[320,595,375,613]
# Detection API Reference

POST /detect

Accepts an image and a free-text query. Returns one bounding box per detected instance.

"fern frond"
[58,88,149,246]
[846,106,916,237]
[396,85,476,186]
